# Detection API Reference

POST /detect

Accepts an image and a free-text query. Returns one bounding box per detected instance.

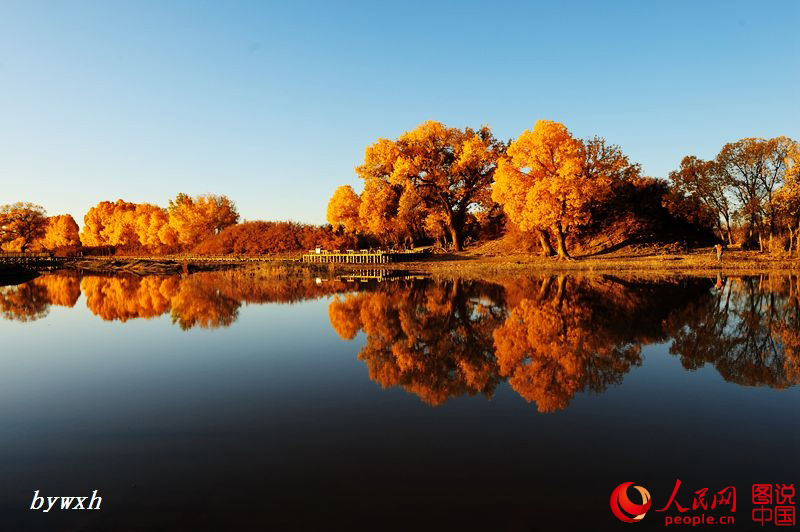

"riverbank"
[44,247,798,278]
[359,248,799,276]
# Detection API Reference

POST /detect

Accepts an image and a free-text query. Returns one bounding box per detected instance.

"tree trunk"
[796,221,800,256]
[449,224,463,252]
[722,215,734,246]
[538,229,555,257]
[758,231,764,253]
[555,275,567,309]
[554,222,572,260]
[788,227,794,257]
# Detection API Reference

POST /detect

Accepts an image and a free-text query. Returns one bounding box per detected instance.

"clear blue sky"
[1,0,798,225]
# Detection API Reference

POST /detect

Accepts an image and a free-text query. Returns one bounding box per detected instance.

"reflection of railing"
[301,250,428,264]
[332,270,429,282]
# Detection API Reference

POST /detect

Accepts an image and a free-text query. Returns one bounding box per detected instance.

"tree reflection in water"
[330,274,800,411]
[3,270,800,409]
[329,279,506,405]
[0,273,80,322]
[666,274,800,388]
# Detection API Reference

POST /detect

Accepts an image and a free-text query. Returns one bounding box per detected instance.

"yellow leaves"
[349,120,504,249]
[80,194,238,252]
[357,178,404,242]
[168,194,239,250]
[493,120,586,233]
[0,202,47,252]
[493,120,623,257]
[39,215,80,250]
[326,185,361,231]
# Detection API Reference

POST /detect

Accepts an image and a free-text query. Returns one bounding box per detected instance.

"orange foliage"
[167,193,239,250]
[35,214,81,251]
[493,121,614,259]
[332,121,504,250]
[80,194,237,253]
[0,202,47,252]
[326,185,361,232]
[192,221,356,255]
[76,268,349,328]
[493,276,643,412]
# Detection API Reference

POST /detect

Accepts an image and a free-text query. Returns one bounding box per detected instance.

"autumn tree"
[0,202,47,252]
[37,214,81,251]
[134,204,177,254]
[80,200,138,249]
[356,178,409,246]
[326,185,361,232]
[492,121,614,259]
[355,121,504,251]
[168,193,239,250]
[770,145,800,255]
[716,136,795,251]
[81,194,236,253]
[669,156,734,245]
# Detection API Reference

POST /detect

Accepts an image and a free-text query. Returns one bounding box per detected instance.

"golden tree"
[0,202,47,252]
[356,178,407,246]
[355,121,504,250]
[326,185,362,233]
[167,193,239,250]
[492,121,611,259]
[80,200,139,249]
[134,204,177,254]
[770,145,800,255]
[38,214,81,250]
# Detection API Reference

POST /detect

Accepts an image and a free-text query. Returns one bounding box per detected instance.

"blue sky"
[1,0,798,225]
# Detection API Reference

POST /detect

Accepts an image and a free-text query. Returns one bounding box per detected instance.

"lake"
[1,268,798,530]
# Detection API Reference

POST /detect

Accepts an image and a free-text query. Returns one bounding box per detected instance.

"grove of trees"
[670,136,799,252]
[330,119,797,258]
[3,120,797,258]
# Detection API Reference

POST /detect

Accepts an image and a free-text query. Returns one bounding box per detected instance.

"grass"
[329,246,799,278]
[64,246,799,278]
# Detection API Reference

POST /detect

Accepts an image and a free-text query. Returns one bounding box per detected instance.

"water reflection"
[331,275,718,411]
[0,273,80,322]
[1,269,350,329]
[665,275,800,388]
[329,280,505,405]
[2,269,800,410]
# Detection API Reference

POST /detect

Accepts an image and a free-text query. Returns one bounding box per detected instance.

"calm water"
[1,269,798,531]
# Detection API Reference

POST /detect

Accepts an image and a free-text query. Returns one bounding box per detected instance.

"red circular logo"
[610,482,652,523]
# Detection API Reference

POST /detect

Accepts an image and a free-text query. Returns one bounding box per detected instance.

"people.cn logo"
[610,482,652,523]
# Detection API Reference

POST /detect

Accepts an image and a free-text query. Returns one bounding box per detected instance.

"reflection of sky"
[1,288,799,530]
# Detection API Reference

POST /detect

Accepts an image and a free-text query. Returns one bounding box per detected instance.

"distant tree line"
[0,193,353,256]
[2,120,797,258]
[670,137,799,252]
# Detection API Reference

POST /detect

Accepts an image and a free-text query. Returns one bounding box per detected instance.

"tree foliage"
[80,194,237,253]
[493,121,627,259]
[193,220,356,255]
[37,214,81,251]
[326,185,361,232]
[347,120,504,250]
[0,202,47,252]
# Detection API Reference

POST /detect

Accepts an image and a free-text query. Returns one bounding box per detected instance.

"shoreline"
[37,248,799,278]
